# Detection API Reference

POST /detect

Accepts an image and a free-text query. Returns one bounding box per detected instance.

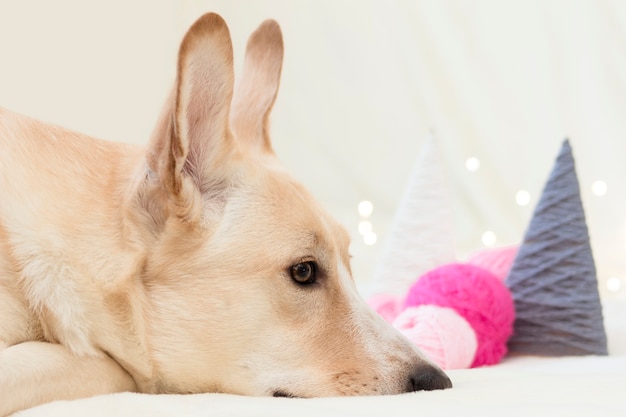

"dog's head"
[134,13,451,397]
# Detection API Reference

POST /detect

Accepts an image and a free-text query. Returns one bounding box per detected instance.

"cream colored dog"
[0,13,451,416]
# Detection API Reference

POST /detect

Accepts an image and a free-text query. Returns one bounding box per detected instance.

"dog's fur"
[0,13,451,416]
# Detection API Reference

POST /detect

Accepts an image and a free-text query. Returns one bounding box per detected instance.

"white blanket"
[13,301,626,417]
[15,355,626,417]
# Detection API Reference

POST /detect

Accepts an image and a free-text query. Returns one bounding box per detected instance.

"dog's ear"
[230,19,284,152]
[145,13,234,221]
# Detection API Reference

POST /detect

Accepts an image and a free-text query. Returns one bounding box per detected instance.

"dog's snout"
[406,365,453,392]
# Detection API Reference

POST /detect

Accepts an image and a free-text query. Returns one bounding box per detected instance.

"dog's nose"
[406,365,453,392]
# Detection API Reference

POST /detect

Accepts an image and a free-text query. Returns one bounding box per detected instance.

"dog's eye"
[290,261,317,285]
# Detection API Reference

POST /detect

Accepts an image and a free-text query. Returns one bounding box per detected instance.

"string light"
[358,220,372,236]
[358,201,377,245]
[482,231,496,247]
[358,200,373,217]
[515,190,531,206]
[591,180,607,196]
[364,232,377,246]
[607,277,622,293]
[465,157,480,172]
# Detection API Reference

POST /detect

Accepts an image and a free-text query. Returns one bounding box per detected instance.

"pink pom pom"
[393,305,478,370]
[466,245,519,282]
[404,263,515,367]
[367,293,401,323]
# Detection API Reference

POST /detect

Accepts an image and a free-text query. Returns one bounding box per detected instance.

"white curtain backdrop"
[1,0,624,300]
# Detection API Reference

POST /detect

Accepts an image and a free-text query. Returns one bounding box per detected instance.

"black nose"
[406,365,453,392]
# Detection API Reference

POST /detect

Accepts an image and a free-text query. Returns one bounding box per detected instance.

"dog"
[0,13,451,416]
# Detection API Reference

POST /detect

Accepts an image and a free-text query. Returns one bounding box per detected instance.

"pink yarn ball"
[393,305,478,370]
[404,263,515,367]
[466,245,519,282]
[367,293,401,323]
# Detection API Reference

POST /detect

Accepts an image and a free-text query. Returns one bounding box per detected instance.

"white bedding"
[13,356,625,417]
[14,301,626,417]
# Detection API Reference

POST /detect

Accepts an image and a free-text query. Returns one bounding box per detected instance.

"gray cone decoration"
[505,140,608,356]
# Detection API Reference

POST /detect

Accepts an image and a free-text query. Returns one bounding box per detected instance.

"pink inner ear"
[170,14,235,189]
[177,55,233,156]
[142,12,236,216]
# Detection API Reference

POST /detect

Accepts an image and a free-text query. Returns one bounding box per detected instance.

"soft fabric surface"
[14,298,626,416]
[16,356,626,417]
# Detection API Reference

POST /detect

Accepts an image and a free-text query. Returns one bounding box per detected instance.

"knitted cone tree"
[369,136,456,298]
[505,140,607,355]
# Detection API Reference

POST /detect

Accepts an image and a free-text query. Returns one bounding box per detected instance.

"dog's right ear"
[144,13,234,223]
[230,19,284,153]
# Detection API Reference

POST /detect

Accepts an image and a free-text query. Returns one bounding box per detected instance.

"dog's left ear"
[230,19,284,152]
[144,13,234,222]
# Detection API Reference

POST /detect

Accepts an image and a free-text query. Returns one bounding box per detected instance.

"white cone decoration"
[369,136,456,297]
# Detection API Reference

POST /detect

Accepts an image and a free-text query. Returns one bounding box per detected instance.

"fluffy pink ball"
[404,263,515,367]
[393,305,478,370]
[367,293,402,323]
[466,245,519,282]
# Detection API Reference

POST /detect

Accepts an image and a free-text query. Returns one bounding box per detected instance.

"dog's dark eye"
[290,261,317,285]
